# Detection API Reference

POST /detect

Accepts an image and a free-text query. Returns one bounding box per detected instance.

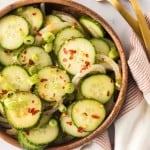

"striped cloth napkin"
[75,13,150,150]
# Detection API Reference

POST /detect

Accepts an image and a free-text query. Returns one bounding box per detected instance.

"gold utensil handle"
[130,0,150,59]
[97,0,141,37]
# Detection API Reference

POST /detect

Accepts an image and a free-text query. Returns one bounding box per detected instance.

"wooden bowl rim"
[0,0,128,149]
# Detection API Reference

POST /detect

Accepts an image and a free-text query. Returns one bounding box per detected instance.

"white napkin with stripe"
[75,13,150,150]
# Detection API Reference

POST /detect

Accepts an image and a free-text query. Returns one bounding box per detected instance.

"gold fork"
[96,0,150,59]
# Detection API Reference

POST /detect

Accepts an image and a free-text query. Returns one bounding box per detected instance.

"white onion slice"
[72,64,106,86]
[96,54,122,89]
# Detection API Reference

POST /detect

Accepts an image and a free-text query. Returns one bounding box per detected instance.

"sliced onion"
[96,54,122,89]
[43,98,64,115]
[6,128,17,136]
[72,64,106,86]
[52,10,86,34]
[40,3,46,16]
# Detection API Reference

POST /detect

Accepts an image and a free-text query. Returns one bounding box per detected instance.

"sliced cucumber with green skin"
[81,74,114,104]
[60,104,90,137]
[18,46,52,71]
[0,47,21,66]
[16,6,44,34]
[2,65,32,91]
[4,92,42,129]
[0,15,29,50]
[37,67,71,101]
[72,99,106,132]
[0,73,14,95]
[18,131,46,150]
[79,16,104,38]
[54,27,84,54]
[91,38,110,55]
[103,38,119,59]
[22,119,59,145]
[58,37,95,75]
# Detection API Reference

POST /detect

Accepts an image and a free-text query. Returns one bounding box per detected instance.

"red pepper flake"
[59,76,63,79]
[107,91,110,96]
[29,59,35,65]
[25,130,30,135]
[85,53,89,57]
[28,107,40,115]
[32,100,35,103]
[85,61,90,67]
[37,32,42,37]
[62,86,65,89]
[66,121,72,126]
[24,50,27,54]
[63,48,68,54]
[91,114,100,119]
[1,90,8,94]
[19,28,23,31]
[78,126,84,133]
[40,78,48,82]
[69,49,76,54]
[83,112,88,116]
[63,58,67,62]
[32,12,36,16]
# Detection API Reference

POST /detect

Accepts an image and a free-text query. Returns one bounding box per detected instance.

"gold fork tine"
[96,0,141,37]
[129,0,150,59]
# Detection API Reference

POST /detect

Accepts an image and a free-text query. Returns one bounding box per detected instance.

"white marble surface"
[0,0,150,149]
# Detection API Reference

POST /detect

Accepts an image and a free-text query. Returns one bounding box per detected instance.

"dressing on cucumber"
[71,99,106,132]
[58,37,96,75]
[4,92,42,129]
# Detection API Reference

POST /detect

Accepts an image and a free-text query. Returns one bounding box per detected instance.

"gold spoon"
[96,0,141,37]
[97,0,150,59]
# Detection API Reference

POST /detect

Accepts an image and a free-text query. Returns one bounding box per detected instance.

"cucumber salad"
[0,4,122,150]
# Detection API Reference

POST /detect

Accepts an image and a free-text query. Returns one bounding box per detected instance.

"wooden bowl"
[0,0,128,149]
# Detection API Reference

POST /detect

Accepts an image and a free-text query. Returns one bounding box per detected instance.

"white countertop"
[0,0,150,149]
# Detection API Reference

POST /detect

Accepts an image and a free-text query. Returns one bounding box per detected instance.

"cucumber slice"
[18,131,46,150]
[2,65,32,91]
[58,37,95,75]
[37,67,71,101]
[60,104,90,137]
[16,6,43,34]
[18,46,52,71]
[0,15,29,50]
[0,47,21,66]
[103,38,119,59]
[54,27,84,54]
[91,38,110,55]
[0,73,14,95]
[4,92,42,129]
[72,99,106,132]
[22,119,59,145]
[81,74,114,104]
[79,16,104,38]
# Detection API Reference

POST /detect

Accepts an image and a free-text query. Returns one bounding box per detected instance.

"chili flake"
[91,114,100,119]
[77,126,84,133]
[66,121,72,126]
[40,78,48,82]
